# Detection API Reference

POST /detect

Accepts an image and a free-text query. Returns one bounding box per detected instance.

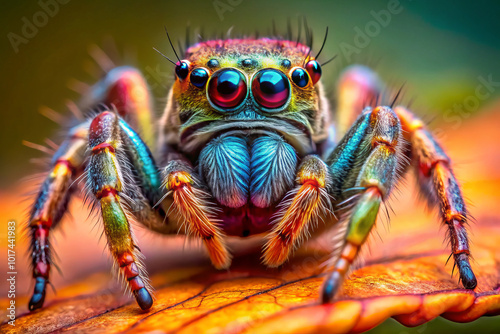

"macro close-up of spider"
[25,30,478,312]
[2,1,500,333]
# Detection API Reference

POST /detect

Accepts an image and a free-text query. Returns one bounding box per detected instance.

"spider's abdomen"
[199,132,298,234]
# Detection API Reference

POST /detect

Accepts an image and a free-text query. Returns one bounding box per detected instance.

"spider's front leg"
[86,111,171,310]
[322,106,404,303]
[27,66,167,311]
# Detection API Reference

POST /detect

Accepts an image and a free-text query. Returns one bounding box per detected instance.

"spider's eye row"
[175,60,190,80]
[206,68,294,111]
[305,60,322,85]
[190,68,210,88]
[291,68,309,88]
[208,69,247,109]
[251,69,290,110]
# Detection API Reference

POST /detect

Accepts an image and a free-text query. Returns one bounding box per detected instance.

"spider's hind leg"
[336,65,383,140]
[83,66,156,147]
[322,106,405,303]
[395,106,477,289]
[27,123,89,311]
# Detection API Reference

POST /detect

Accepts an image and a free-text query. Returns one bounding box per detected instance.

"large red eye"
[207,69,247,109]
[251,69,290,109]
[305,60,322,84]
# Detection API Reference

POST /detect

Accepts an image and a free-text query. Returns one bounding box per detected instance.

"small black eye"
[175,61,189,80]
[207,59,219,68]
[190,68,209,88]
[241,59,255,68]
[281,59,291,68]
[291,68,309,88]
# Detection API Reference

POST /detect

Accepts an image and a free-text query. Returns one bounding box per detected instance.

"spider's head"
[170,38,329,156]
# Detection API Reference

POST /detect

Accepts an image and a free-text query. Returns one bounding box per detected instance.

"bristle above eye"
[316,26,329,60]
[164,26,181,63]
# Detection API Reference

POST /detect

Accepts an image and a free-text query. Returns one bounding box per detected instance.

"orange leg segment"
[162,162,231,269]
[262,155,332,267]
[395,106,477,289]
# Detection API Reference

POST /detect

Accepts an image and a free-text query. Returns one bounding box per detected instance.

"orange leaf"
[1,105,500,333]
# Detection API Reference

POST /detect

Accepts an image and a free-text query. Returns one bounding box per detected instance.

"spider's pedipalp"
[161,160,231,269]
[262,154,333,267]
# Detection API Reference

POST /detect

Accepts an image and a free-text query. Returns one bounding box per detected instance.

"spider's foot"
[321,271,343,304]
[28,277,47,311]
[133,288,154,310]
[456,253,477,289]
[116,251,154,310]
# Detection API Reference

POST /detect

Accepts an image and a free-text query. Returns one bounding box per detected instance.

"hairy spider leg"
[27,67,163,311]
[262,155,333,267]
[87,111,159,310]
[91,67,169,233]
[27,123,89,311]
[322,106,404,303]
[162,160,231,269]
[395,106,477,289]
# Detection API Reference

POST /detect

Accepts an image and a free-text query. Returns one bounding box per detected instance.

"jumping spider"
[27,28,476,311]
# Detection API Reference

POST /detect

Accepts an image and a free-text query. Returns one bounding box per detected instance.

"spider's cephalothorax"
[26,35,477,311]
[158,39,331,238]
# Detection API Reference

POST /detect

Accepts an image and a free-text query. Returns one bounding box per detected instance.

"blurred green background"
[1,0,500,188]
[1,0,500,332]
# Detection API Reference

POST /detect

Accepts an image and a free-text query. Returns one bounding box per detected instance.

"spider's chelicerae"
[27,28,477,311]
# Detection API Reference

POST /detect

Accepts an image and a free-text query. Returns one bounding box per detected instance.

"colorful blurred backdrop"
[1,0,500,332]
[1,0,500,187]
